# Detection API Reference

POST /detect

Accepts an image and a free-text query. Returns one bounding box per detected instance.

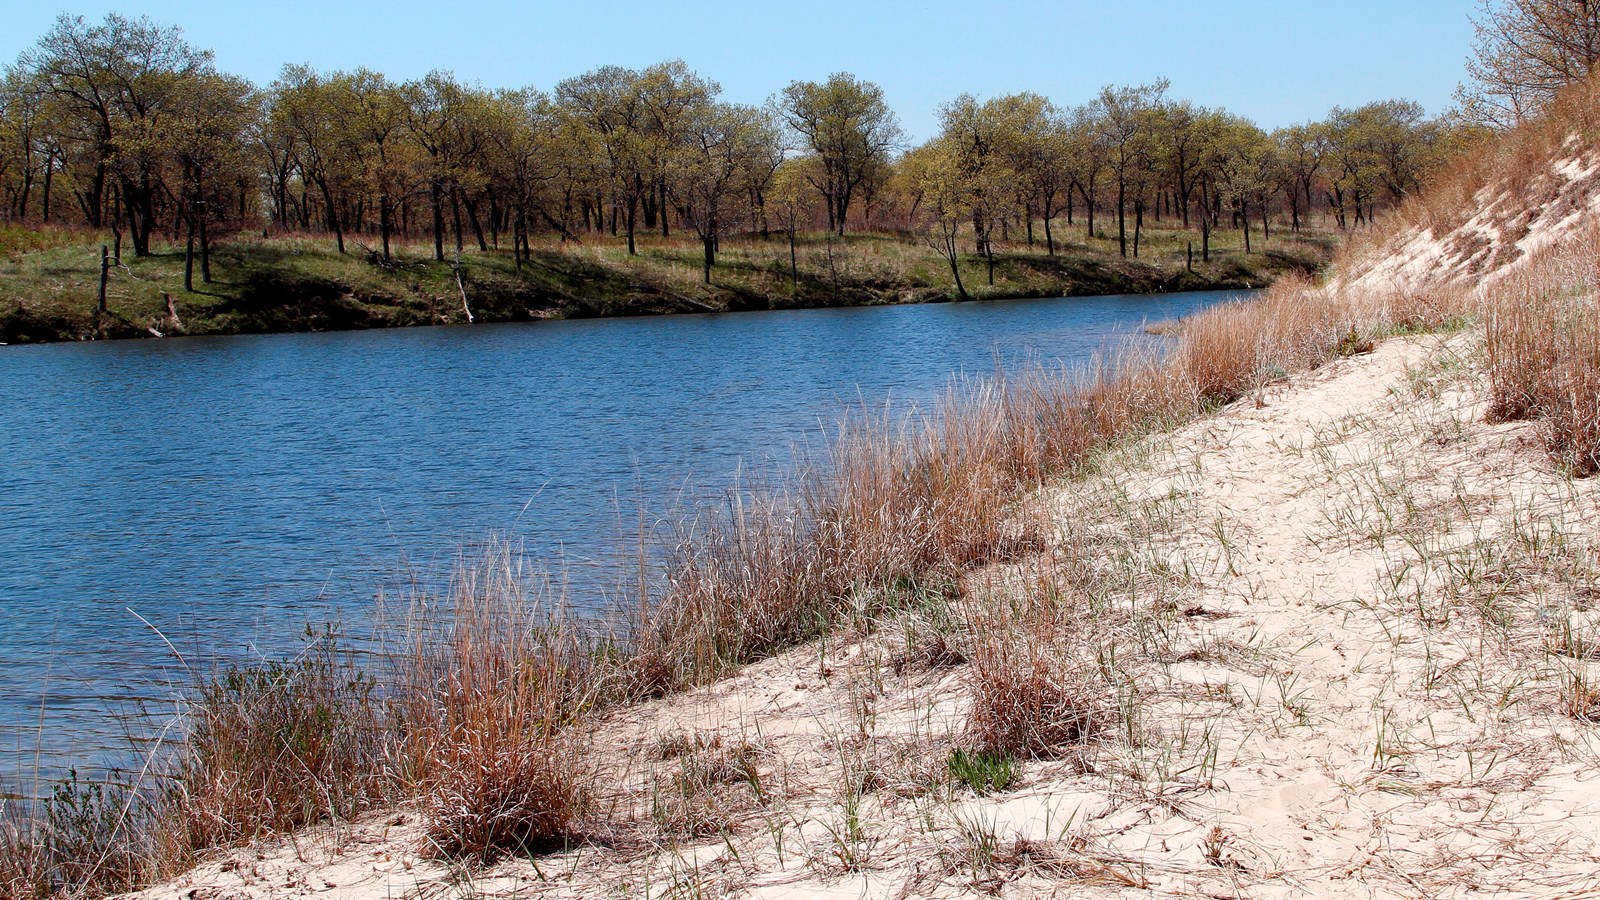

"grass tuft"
[945,748,1017,795]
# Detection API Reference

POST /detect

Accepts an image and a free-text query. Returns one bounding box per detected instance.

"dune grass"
[16,71,1600,897]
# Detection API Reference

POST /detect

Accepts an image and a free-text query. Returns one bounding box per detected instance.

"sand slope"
[127,323,1600,899]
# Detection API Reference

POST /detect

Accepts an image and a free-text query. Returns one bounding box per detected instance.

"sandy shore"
[122,321,1600,899]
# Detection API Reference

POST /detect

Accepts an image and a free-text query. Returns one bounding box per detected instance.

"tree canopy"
[1,13,1470,286]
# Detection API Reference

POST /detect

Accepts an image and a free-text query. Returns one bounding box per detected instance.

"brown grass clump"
[174,628,386,850]
[963,584,1115,760]
[1485,230,1600,475]
[649,734,764,839]
[395,551,599,861]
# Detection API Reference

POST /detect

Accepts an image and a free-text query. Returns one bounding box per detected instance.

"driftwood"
[454,252,474,323]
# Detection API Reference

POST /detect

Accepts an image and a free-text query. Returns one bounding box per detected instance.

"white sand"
[128,325,1600,899]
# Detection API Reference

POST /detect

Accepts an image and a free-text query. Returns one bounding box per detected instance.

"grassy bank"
[0,223,1332,344]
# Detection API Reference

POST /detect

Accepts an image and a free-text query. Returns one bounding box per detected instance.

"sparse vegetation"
[14,5,1600,898]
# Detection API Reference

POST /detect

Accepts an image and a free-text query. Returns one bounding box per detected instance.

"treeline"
[0,14,1480,290]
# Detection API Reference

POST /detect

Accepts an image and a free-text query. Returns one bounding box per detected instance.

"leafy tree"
[1089,80,1166,257]
[775,73,901,235]
[22,14,216,254]
[167,72,254,287]
[673,103,778,282]
[768,157,820,286]
[556,65,650,253]
[1271,123,1325,232]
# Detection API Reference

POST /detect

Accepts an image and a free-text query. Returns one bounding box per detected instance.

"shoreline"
[0,282,1258,351]
[0,231,1325,347]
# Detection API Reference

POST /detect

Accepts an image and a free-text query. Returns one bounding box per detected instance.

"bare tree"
[1460,0,1600,125]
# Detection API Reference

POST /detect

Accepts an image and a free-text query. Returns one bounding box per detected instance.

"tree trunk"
[1132,199,1143,258]
[184,212,195,292]
[660,181,670,237]
[451,189,465,254]
[626,195,637,255]
[380,194,392,261]
[200,215,211,284]
[463,192,489,251]
[431,179,445,261]
[319,178,345,254]
[788,227,798,287]
[1116,179,1127,258]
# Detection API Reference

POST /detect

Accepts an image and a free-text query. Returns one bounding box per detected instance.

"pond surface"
[0,289,1247,787]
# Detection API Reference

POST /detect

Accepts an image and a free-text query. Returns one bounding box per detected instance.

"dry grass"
[649,733,764,839]
[394,553,601,860]
[963,591,1114,760]
[173,628,386,850]
[1485,229,1600,475]
[24,69,1600,899]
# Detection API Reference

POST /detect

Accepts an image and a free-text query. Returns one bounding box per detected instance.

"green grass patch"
[0,223,1336,344]
[946,748,1018,795]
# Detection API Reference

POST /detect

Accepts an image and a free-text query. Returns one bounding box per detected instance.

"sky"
[0,1,1479,142]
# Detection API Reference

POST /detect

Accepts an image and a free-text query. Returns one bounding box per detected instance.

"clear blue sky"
[1,1,1478,141]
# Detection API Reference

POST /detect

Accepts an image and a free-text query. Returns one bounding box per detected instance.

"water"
[0,289,1245,784]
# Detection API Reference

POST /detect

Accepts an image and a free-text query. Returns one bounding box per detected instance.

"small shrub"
[650,739,762,838]
[40,772,149,895]
[1334,326,1375,357]
[422,731,590,859]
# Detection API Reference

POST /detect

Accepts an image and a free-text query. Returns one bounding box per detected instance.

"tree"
[338,70,414,261]
[936,94,1026,284]
[903,139,973,300]
[21,14,215,254]
[775,73,901,235]
[768,157,819,287]
[1210,117,1271,253]
[636,60,718,238]
[556,65,650,254]
[1272,123,1324,232]
[673,103,779,282]
[1153,99,1209,228]
[269,65,358,252]
[1064,104,1108,240]
[1460,0,1600,125]
[984,92,1067,254]
[1089,81,1166,258]
[168,72,254,288]
[0,69,50,221]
